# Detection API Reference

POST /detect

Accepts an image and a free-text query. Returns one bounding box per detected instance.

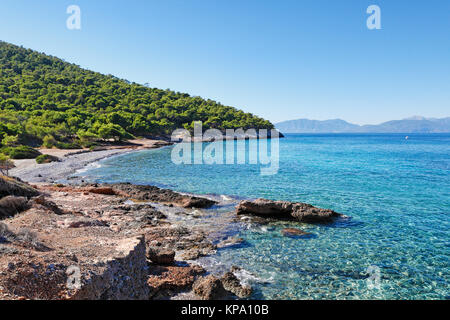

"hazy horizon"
[276,115,450,126]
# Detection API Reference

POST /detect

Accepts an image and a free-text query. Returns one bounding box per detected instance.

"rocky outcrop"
[147,264,205,299]
[193,274,228,300]
[69,236,150,300]
[108,183,217,208]
[31,195,66,215]
[236,198,342,223]
[147,247,175,265]
[221,272,252,298]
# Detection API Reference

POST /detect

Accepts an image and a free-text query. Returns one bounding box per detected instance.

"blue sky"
[0,0,449,124]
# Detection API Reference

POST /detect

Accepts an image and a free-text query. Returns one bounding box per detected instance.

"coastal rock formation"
[193,274,228,300]
[221,272,252,298]
[147,247,175,265]
[0,182,244,301]
[236,198,341,223]
[147,264,205,299]
[108,183,217,208]
[69,236,150,300]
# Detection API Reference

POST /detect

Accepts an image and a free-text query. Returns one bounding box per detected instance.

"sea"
[74,133,450,299]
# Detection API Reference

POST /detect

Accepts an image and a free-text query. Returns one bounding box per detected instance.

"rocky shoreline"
[1,145,345,300]
[0,178,254,300]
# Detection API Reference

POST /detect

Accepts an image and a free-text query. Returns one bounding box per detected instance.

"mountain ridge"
[276,117,450,133]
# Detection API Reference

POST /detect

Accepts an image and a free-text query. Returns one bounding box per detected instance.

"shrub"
[1,145,41,159]
[55,141,81,149]
[36,154,60,164]
[42,135,57,148]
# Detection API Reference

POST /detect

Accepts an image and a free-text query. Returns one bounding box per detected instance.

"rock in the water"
[236,198,341,223]
[193,274,228,300]
[221,272,252,298]
[147,247,175,265]
[108,183,217,208]
[281,228,311,237]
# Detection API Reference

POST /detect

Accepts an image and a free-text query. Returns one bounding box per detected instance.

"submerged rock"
[236,198,342,223]
[281,228,312,237]
[217,236,245,248]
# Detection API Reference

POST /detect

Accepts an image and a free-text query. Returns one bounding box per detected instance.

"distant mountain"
[276,117,450,133]
[274,119,359,133]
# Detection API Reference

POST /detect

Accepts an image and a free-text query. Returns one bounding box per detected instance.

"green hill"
[0,41,273,155]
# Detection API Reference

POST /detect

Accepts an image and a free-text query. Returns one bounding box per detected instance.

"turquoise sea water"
[77,134,450,299]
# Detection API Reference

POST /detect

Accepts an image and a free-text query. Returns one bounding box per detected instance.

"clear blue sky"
[0,0,449,124]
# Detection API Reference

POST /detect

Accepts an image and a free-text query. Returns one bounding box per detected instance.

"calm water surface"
[77,134,450,299]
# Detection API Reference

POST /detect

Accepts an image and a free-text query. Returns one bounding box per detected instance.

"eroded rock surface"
[221,272,252,298]
[108,183,217,208]
[236,198,341,223]
[0,182,228,300]
[193,274,228,300]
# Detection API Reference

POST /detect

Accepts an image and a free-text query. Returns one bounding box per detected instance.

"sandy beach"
[9,139,171,184]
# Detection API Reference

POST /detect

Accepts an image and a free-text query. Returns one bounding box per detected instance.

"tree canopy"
[0,41,274,152]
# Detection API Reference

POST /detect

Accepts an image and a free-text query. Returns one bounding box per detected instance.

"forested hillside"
[0,41,273,154]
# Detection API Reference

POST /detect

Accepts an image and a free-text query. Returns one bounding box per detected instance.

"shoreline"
[9,139,172,184]
[2,140,255,300]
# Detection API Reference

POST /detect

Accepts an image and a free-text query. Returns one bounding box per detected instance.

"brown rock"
[147,247,175,265]
[236,198,342,223]
[221,272,252,298]
[109,183,217,208]
[88,187,116,195]
[147,264,205,298]
[32,195,65,215]
[193,274,228,300]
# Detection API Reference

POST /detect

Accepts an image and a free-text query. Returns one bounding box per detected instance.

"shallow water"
[76,133,450,299]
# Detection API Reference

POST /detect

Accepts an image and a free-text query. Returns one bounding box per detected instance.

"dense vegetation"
[0,41,273,157]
